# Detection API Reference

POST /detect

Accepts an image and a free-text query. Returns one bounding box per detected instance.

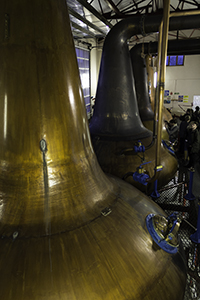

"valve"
[132,172,149,186]
[132,161,151,186]
[155,165,163,172]
[134,140,145,153]
[146,212,181,254]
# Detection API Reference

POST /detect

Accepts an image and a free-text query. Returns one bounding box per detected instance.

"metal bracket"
[101,207,112,216]
[40,139,47,152]
[13,231,18,240]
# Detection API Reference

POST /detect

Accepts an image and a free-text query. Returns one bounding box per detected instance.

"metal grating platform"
[150,167,200,300]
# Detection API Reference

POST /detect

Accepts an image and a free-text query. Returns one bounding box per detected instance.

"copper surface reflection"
[4,94,7,140]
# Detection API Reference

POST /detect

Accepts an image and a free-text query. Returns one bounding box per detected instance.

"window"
[75,47,91,118]
[166,55,184,66]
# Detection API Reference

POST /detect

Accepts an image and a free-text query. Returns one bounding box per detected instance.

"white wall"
[164,54,200,115]
[74,37,102,100]
[90,42,102,98]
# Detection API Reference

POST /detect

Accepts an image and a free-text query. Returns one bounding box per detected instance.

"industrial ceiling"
[66,0,200,44]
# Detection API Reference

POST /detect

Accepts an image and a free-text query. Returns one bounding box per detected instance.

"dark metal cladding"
[130,46,154,122]
[89,17,156,140]
[90,14,200,140]
[149,39,200,56]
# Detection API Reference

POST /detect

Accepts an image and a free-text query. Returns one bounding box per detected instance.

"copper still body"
[0,1,187,299]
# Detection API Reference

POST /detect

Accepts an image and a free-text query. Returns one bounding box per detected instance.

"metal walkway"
[150,164,200,299]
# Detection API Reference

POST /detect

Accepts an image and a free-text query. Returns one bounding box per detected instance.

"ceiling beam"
[103,5,153,19]
[70,21,96,38]
[68,7,106,36]
[75,0,113,28]
[103,0,125,17]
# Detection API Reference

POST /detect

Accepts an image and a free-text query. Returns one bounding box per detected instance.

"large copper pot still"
[0,1,186,299]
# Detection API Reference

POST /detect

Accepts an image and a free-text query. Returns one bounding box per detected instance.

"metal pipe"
[131,39,200,57]
[155,8,200,176]
[170,10,200,17]
[156,0,171,168]
[154,21,163,151]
